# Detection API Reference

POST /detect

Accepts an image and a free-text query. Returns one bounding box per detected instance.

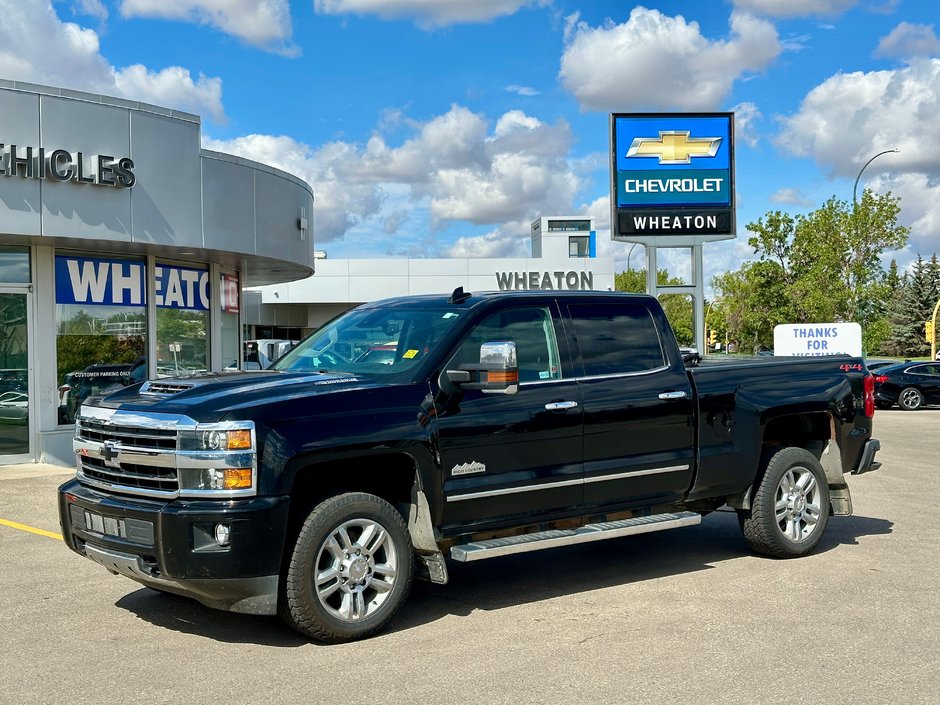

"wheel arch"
[283,450,441,557]
[728,410,847,512]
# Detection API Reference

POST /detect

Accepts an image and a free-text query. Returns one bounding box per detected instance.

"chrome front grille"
[75,414,181,497]
[79,454,178,493]
[77,418,177,450]
[73,407,258,500]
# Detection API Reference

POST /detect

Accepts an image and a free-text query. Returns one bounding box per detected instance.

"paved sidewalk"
[0,462,74,481]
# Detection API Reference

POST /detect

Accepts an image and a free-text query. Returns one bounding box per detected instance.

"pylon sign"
[610,112,735,244]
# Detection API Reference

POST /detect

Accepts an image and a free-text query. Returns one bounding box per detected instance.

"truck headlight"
[177,422,257,497]
[179,425,254,451]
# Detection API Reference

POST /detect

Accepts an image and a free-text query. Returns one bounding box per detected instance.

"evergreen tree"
[895,256,935,357]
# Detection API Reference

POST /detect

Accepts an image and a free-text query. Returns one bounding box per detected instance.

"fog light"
[214,523,231,546]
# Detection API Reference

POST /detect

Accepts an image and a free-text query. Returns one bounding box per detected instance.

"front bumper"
[852,439,882,475]
[58,479,290,615]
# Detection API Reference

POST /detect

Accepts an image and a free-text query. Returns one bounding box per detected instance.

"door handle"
[545,401,579,410]
[658,391,688,400]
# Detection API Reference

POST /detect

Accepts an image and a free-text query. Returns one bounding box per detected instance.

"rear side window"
[569,303,665,376]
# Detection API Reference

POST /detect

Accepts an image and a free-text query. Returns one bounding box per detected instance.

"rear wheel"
[898,387,924,411]
[281,492,414,643]
[738,447,830,558]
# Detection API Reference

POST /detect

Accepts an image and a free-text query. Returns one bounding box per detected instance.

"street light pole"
[627,242,640,271]
[853,148,899,208]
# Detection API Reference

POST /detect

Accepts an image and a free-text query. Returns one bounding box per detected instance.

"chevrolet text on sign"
[773,323,863,357]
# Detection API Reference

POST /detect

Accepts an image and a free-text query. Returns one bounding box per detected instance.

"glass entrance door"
[0,290,32,462]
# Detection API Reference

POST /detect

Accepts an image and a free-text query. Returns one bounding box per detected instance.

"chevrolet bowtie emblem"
[626,131,722,165]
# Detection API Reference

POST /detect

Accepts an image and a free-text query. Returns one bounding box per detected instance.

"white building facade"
[248,216,615,333]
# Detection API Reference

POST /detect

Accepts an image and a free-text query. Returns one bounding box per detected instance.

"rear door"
[565,299,695,509]
[436,301,583,529]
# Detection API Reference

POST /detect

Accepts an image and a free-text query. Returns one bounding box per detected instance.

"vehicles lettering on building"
[0,144,135,188]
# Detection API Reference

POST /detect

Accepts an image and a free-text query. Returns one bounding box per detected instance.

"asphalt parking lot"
[1,409,937,705]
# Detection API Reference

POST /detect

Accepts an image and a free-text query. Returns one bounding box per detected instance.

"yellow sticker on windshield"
[403,349,419,359]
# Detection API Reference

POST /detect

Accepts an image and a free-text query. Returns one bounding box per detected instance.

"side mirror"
[446,341,519,395]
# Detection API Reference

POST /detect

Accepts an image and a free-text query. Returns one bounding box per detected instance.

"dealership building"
[0,80,315,466]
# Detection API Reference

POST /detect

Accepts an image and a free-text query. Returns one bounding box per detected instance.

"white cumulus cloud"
[559,7,781,112]
[875,22,940,59]
[870,173,940,257]
[206,105,583,246]
[446,229,528,258]
[119,0,297,55]
[776,58,940,179]
[314,0,547,28]
[0,0,226,121]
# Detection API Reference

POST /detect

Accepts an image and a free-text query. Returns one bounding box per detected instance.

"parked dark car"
[873,361,940,410]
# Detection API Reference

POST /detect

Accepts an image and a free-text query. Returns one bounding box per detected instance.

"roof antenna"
[449,286,472,304]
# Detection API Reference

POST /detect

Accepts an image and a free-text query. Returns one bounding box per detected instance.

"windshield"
[272,306,465,378]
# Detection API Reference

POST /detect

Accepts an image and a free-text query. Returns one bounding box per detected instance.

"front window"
[273,306,465,377]
[155,262,209,378]
[449,306,562,382]
[54,254,147,425]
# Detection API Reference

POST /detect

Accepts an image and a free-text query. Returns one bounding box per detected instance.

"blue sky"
[3,0,939,282]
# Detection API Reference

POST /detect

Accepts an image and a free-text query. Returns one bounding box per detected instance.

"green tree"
[713,190,909,353]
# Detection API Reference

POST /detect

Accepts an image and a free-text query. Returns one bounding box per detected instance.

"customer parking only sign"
[773,323,863,357]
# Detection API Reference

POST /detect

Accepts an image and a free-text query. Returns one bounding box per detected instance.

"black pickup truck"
[58,290,881,643]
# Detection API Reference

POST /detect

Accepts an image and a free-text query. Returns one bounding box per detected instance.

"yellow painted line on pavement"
[0,518,62,541]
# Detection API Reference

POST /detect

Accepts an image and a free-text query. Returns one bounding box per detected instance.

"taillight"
[874,375,888,384]
[864,374,875,417]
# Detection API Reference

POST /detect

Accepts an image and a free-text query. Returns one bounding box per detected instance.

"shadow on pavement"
[114,510,893,646]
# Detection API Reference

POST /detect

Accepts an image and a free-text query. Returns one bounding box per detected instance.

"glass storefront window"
[220,271,240,371]
[155,262,209,377]
[0,246,30,283]
[55,254,147,424]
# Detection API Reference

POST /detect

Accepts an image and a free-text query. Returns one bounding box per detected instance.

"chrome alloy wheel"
[775,466,822,541]
[314,519,399,622]
[899,387,923,410]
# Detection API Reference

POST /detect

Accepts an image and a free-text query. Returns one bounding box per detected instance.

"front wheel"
[281,492,414,643]
[898,387,924,411]
[738,447,830,558]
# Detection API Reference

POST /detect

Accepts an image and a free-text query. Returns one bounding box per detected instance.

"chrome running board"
[449,511,701,562]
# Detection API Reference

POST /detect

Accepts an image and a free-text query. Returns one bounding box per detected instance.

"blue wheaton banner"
[55,256,210,310]
[610,112,735,239]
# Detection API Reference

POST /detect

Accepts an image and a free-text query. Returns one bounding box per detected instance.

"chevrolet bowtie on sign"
[610,113,735,241]
[625,131,722,165]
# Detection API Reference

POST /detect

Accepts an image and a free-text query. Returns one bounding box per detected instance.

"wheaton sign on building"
[609,112,735,243]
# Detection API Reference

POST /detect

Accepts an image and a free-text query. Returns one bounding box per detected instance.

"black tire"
[738,447,830,558]
[280,492,414,644]
[898,387,924,411]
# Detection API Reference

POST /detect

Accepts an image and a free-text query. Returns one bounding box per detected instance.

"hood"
[92,370,380,420]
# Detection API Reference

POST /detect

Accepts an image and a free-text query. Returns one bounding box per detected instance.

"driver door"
[435,302,584,531]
